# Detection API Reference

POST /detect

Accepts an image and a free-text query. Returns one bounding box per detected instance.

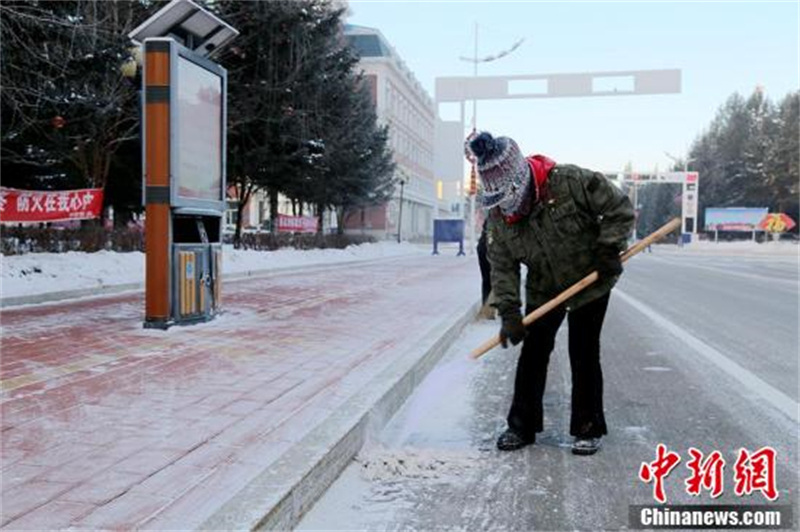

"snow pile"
[356,447,481,481]
[1,241,427,299]
[2,250,146,298]
[224,240,425,272]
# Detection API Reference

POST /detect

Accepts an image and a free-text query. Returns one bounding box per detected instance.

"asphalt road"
[297,248,799,531]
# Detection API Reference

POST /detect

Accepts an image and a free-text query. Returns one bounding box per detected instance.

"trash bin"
[171,215,221,324]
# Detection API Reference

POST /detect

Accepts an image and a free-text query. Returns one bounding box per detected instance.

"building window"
[258,201,266,224]
[225,200,239,226]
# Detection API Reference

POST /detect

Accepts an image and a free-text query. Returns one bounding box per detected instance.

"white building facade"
[343,25,445,241]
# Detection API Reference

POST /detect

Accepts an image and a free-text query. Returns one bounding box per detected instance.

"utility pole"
[632,178,638,241]
[459,25,524,256]
[397,178,406,243]
[469,22,478,257]
[665,151,695,172]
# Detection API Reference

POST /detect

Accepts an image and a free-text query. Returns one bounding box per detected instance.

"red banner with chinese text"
[276,214,318,233]
[0,187,104,223]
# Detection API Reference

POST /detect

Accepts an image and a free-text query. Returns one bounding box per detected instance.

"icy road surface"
[298,250,798,531]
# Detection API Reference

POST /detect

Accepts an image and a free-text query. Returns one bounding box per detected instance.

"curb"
[0,254,423,309]
[201,299,480,531]
[0,282,144,308]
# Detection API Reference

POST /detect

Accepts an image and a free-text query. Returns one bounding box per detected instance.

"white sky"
[347,1,800,173]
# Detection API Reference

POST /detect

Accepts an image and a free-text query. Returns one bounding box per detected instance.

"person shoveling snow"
[465,131,635,455]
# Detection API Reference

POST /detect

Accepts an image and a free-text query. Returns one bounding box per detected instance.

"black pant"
[477,238,492,305]
[507,293,610,438]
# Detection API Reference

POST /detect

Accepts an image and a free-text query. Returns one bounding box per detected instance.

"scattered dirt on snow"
[356,447,482,481]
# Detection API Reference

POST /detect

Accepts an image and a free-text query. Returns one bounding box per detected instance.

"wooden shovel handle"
[469,218,681,360]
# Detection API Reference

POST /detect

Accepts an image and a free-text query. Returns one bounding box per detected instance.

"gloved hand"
[596,245,623,278]
[499,314,526,348]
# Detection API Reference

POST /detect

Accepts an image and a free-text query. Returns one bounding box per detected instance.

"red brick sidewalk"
[0,254,478,530]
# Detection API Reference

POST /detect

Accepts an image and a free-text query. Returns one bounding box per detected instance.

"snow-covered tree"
[771,92,800,214]
[1,0,148,217]
[216,0,395,244]
[687,89,799,230]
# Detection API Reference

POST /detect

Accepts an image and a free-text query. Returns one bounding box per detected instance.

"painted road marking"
[616,289,799,423]
[641,255,798,288]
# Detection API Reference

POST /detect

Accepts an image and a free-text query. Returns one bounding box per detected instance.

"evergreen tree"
[304,70,395,234]
[739,90,778,207]
[772,92,799,218]
[635,181,681,239]
[214,0,313,245]
[216,0,395,244]
[687,89,799,231]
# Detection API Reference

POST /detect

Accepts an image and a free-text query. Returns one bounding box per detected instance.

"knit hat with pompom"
[466,131,532,218]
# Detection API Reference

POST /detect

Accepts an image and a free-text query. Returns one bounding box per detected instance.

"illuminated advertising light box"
[705,207,768,232]
[171,45,227,213]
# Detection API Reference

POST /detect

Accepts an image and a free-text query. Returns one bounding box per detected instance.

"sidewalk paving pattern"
[0,254,479,530]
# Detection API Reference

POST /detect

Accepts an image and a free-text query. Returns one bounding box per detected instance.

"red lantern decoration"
[469,163,478,196]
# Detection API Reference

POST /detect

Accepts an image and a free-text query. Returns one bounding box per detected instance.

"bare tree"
[1,1,148,195]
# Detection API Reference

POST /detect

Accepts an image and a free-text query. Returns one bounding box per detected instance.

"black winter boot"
[571,437,602,455]
[496,428,535,451]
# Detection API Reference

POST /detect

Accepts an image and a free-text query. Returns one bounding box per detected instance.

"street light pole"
[632,179,639,241]
[397,178,406,243]
[472,22,478,127]
[665,151,696,172]
[469,22,478,256]
[459,26,524,256]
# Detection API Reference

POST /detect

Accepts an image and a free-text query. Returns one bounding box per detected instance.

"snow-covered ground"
[298,249,799,531]
[297,321,498,532]
[1,241,430,299]
[657,240,798,256]
[3,240,794,300]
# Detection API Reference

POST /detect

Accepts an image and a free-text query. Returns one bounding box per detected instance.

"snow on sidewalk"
[1,241,429,299]
[0,254,479,530]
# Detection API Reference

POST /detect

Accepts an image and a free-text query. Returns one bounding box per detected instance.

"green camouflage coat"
[487,161,635,319]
